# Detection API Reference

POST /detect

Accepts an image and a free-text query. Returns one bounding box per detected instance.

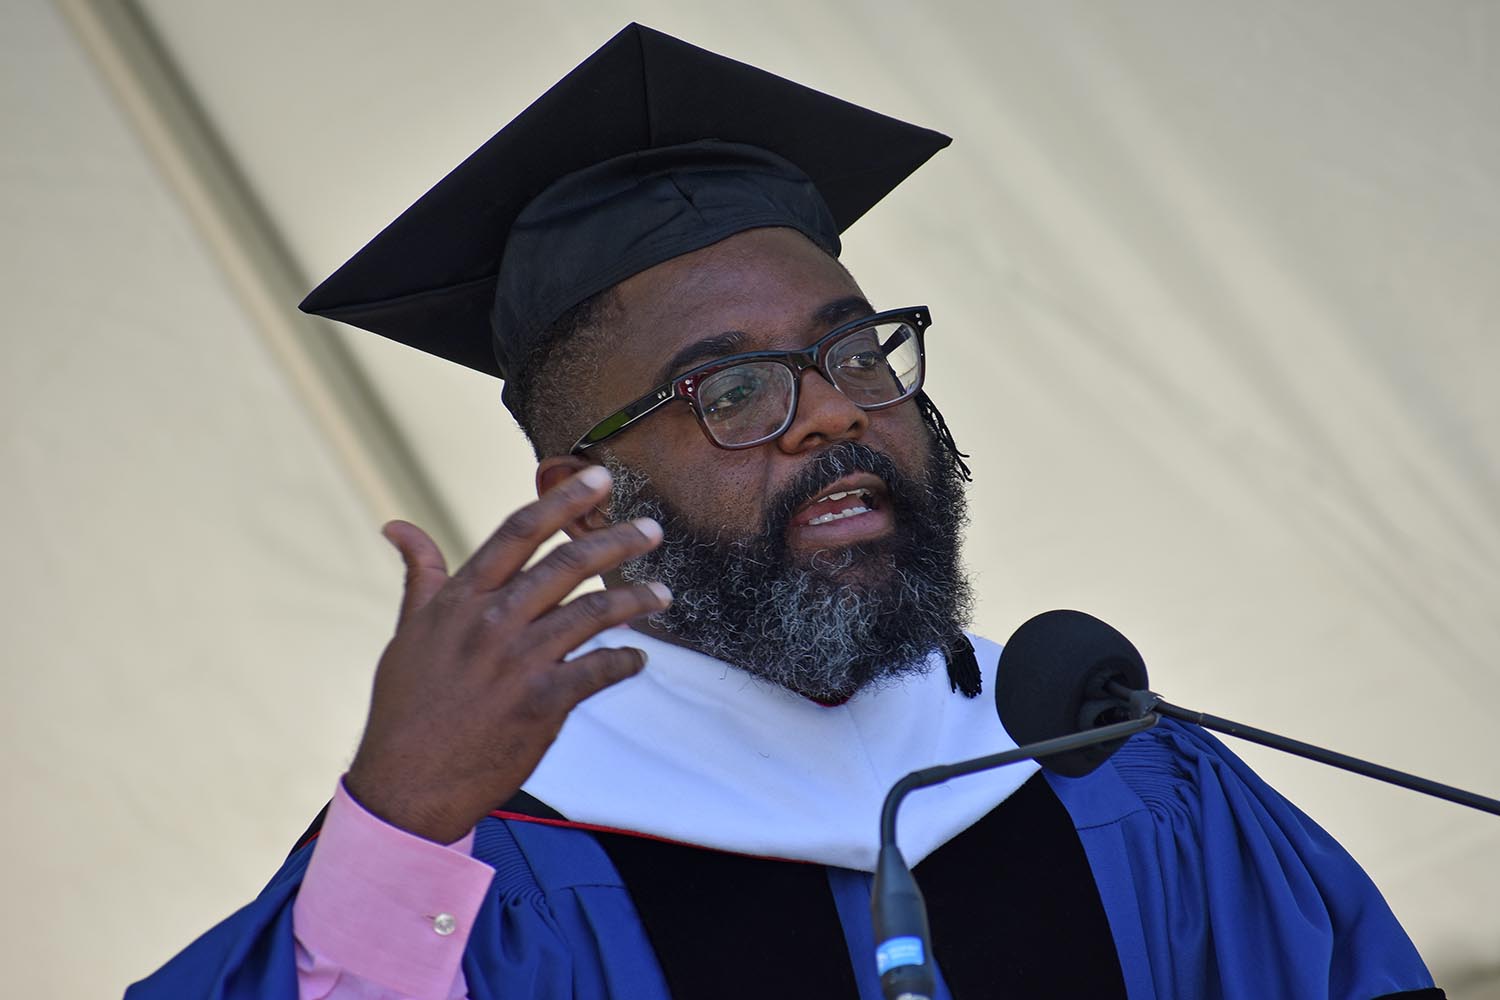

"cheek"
[675,455,779,527]
[610,421,776,524]
[870,401,934,466]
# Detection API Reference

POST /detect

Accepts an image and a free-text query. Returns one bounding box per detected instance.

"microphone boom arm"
[1111,683,1500,818]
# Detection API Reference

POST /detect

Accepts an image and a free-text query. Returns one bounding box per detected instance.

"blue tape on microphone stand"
[876,936,925,974]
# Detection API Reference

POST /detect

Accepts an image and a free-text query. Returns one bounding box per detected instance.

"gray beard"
[605,440,973,702]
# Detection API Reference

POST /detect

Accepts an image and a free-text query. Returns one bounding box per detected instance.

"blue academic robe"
[127,719,1437,999]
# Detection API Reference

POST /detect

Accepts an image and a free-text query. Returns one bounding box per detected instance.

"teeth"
[814,488,871,504]
[803,487,876,526]
[808,505,871,525]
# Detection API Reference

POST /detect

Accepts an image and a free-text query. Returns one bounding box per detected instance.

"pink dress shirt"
[292,780,495,1000]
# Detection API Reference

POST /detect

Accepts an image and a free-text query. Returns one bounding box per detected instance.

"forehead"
[601,227,865,383]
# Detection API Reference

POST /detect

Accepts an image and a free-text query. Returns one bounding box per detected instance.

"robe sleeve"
[1048,717,1438,1000]
[124,818,668,999]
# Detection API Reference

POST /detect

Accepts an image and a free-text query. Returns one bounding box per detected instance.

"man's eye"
[837,351,888,377]
[705,379,759,414]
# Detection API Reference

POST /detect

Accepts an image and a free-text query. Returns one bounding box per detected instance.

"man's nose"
[775,369,869,454]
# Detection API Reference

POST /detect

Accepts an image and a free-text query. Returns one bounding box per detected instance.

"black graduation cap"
[299,23,950,416]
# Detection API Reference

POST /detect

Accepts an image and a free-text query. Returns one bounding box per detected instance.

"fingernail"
[632,517,663,542]
[578,465,611,490]
[628,647,648,670]
[648,581,673,605]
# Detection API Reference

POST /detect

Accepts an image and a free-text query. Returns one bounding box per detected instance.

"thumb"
[381,520,449,623]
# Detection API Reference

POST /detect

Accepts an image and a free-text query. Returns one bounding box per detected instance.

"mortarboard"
[299,23,951,417]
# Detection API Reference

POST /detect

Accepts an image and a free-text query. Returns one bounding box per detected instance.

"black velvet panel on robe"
[592,773,1126,999]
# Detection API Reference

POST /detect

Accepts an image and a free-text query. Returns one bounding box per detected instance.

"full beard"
[605,440,973,702]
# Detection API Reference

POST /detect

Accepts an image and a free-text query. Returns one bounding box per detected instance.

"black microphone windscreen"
[995,610,1149,777]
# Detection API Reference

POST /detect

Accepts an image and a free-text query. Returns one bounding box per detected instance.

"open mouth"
[790,474,889,530]
[803,488,876,525]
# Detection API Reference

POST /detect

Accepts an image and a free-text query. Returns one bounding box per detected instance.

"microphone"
[871,610,1500,1000]
[993,609,1152,777]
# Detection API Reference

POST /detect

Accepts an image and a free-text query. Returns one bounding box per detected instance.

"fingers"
[501,516,664,619]
[526,581,672,660]
[551,645,650,708]
[383,520,449,622]
[457,465,614,590]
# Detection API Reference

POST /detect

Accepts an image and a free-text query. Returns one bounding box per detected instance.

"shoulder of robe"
[1109,716,1227,811]
[1054,715,1288,830]
[473,813,629,897]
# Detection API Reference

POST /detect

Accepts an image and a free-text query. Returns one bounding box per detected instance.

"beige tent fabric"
[2,4,390,995]
[4,1,1497,997]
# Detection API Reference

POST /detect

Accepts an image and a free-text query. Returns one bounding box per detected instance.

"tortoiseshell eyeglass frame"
[569,305,931,454]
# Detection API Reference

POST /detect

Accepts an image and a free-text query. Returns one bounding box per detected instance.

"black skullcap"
[491,139,841,409]
[299,23,950,418]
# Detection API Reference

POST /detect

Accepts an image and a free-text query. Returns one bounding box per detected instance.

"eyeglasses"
[570,306,931,453]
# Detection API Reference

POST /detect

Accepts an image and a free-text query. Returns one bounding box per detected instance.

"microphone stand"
[871,715,1158,1000]
[872,684,1500,1000]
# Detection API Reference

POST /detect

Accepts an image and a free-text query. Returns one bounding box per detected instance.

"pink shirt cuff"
[292,779,495,1000]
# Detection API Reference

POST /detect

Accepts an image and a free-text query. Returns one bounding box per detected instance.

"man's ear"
[537,454,612,539]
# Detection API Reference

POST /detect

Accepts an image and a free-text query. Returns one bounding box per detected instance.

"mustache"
[761,442,909,538]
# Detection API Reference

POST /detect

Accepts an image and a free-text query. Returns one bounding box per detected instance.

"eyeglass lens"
[695,320,922,447]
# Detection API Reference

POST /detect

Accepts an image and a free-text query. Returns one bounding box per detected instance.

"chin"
[793,536,903,587]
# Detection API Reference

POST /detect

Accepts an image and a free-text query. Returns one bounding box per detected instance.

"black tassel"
[916,391,972,482]
[944,634,983,698]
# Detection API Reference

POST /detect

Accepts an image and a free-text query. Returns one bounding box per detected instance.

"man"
[129,25,1440,1000]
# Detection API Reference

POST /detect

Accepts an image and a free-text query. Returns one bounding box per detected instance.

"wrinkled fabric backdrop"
[3,2,1497,997]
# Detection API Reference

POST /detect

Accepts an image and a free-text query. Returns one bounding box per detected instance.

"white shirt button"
[432,913,456,936]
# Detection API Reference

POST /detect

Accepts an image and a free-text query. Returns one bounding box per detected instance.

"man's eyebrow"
[652,296,875,386]
[814,295,875,328]
[655,331,749,385]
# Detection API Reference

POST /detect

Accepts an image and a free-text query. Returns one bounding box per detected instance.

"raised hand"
[343,465,670,843]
